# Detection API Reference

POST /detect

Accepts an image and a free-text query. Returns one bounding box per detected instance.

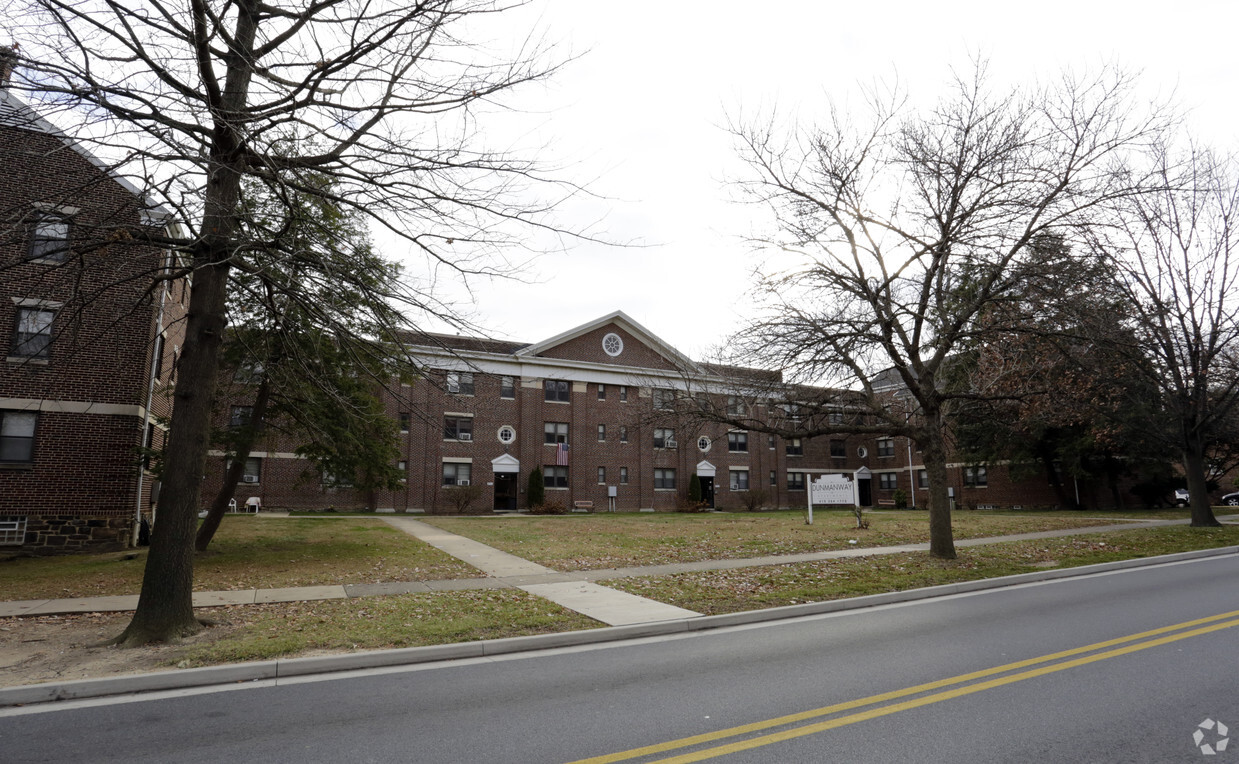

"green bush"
[892,489,908,510]
[527,467,545,509]
[689,473,702,503]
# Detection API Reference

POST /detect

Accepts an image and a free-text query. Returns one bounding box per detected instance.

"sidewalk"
[0,515,1211,626]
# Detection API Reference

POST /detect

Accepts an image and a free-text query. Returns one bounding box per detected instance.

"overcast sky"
[410,0,1239,359]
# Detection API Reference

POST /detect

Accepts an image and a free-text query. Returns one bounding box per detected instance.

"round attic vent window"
[497,425,516,444]
[857,446,868,458]
[697,436,711,452]
[602,332,624,357]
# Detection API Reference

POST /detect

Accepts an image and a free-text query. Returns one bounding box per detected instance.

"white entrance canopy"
[491,453,520,473]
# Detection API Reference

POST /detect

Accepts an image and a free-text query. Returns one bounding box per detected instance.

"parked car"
[1173,488,1191,507]
[1222,491,1239,507]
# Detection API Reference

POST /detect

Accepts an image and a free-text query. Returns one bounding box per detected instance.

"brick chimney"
[0,45,18,88]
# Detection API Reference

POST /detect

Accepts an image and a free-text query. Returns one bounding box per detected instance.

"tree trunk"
[920,412,957,560]
[1183,445,1221,527]
[195,375,272,551]
[110,259,232,645]
[108,0,259,646]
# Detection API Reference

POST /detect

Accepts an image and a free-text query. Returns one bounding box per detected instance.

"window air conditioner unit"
[457,479,470,486]
[665,440,677,449]
[242,475,259,483]
[458,433,472,441]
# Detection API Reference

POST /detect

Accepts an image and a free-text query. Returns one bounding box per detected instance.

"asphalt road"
[4,554,1239,763]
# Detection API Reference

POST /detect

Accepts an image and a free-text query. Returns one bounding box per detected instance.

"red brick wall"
[1,117,181,552]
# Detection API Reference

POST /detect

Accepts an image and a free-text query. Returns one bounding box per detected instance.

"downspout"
[132,233,176,545]
[907,436,916,509]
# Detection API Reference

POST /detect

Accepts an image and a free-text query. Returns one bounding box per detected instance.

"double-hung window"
[442,462,471,486]
[229,406,253,428]
[12,307,54,359]
[500,376,516,399]
[653,388,675,410]
[0,411,36,463]
[444,416,474,441]
[654,468,676,490]
[729,469,749,491]
[543,465,569,488]
[28,212,70,262]
[964,466,988,487]
[877,438,895,457]
[544,422,569,444]
[727,431,748,453]
[788,472,806,490]
[545,379,570,402]
[786,438,803,456]
[446,372,474,395]
[653,428,674,449]
[878,472,898,490]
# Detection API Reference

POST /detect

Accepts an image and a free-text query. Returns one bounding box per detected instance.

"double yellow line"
[570,609,1239,764]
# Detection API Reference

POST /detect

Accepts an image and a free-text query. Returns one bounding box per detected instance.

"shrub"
[892,489,908,510]
[851,504,870,529]
[688,473,702,503]
[443,484,484,513]
[530,497,568,515]
[676,497,709,512]
[739,489,768,512]
[527,467,545,509]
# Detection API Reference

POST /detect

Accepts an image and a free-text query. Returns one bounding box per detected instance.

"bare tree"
[3,0,571,643]
[1097,145,1239,526]
[726,64,1170,559]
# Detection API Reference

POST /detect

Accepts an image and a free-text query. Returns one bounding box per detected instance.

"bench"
[877,499,896,507]
[572,500,594,513]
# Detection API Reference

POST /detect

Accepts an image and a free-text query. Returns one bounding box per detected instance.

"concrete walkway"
[2,515,1231,625]
[381,517,701,625]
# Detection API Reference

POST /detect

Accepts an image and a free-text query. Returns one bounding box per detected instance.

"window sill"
[546,487,569,491]
[25,257,68,266]
[7,356,49,365]
[0,462,35,470]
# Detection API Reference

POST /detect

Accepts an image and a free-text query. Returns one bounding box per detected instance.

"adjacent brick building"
[1,79,185,553]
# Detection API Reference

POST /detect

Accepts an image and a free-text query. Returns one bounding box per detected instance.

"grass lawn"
[607,525,1239,614]
[421,510,1143,571]
[180,589,600,665]
[0,516,478,600]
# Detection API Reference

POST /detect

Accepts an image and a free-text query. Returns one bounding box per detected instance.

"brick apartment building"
[205,310,1112,515]
[1,75,185,553]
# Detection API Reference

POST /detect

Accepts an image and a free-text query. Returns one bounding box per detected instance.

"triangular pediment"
[515,310,700,372]
[695,460,716,477]
[491,453,521,473]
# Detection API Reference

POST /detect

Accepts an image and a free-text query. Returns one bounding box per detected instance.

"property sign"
[810,474,855,506]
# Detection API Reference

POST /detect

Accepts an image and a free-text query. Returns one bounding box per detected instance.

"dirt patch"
[0,612,250,689]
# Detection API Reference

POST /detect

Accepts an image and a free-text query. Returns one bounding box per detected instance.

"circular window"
[697,436,711,453]
[497,425,516,444]
[602,332,624,357]
[857,446,868,458]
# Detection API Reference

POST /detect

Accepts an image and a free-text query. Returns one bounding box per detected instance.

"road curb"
[4,544,1237,708]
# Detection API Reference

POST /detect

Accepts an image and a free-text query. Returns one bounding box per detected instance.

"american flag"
[556,442,570,466]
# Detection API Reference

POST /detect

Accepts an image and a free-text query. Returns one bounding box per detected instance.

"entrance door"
[699,476,715,509]
[493,473,517,511]
[857,478,873,507]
